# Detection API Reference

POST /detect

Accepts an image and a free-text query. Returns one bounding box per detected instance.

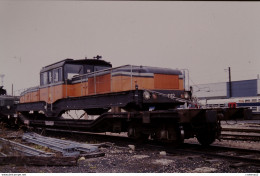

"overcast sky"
[0,1,260,95]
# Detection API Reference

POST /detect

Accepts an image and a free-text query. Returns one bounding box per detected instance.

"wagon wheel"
[196,129,217,146]
[127,124,149,142]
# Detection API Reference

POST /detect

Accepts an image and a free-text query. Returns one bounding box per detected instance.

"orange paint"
[96,74,111,94]
[111,75,132,92]
[154,74,179,90]
[40,87,49,103]
[111,76,155,92]
[73,82,88,97]
[31,91,39,102]
[40,85,64,103]
[88,73,111,95]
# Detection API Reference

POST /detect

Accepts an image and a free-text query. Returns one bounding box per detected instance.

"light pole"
[228,67,232,97]
[224,67,232,98]
[181,69,190,91]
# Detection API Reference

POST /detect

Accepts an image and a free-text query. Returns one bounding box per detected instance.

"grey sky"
[0,1,260,95]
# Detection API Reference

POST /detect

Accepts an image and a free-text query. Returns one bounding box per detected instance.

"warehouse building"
[192,79,260,100]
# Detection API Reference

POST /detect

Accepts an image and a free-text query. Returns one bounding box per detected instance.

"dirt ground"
[0,121,259,173]
[0,139,259,173]
[0,142,259,173]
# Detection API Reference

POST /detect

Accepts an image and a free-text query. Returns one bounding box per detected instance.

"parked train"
[199,96,260,117]
[0,86,19,125]
[0,56,252,146]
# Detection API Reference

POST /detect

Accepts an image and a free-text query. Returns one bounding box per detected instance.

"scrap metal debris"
[22,132,104,157]
[0,132,106,166]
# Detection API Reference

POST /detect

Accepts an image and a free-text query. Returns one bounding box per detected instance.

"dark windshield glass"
[64,63,112,80]
[64,64,84,79]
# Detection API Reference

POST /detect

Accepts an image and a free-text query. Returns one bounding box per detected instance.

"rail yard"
[0,56,259,173]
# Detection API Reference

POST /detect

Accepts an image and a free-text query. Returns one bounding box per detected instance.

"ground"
[0,121,259,173]
[0,139,259,173]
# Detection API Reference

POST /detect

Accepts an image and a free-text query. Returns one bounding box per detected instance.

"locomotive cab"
[40,57,112,86]
[20,56,112,104]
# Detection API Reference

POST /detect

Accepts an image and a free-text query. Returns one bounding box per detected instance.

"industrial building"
[192,79,260,100]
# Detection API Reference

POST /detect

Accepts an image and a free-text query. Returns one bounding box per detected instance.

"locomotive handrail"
[71,64,132,79]
[70,64,183,95]
[70,64,182,81]
[70,64,132,95]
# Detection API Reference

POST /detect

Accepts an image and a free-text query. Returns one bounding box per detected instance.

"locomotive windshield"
[64,64,111,80]
[64,64,84,80]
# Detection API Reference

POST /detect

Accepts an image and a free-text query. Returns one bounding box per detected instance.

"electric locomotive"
[18,56,190,117]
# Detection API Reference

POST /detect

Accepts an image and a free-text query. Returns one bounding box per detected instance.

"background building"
[192,79,260,100]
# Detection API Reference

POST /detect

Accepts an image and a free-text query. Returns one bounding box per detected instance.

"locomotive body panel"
[154,74,179,90]
[88,73,111,95]
[20,87,39,103]
[39,87,48,103]
[21,73,184,104]
[72,82,88,97]
[112,75,155,92]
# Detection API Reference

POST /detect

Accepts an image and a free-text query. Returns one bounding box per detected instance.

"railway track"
[140,140,260,168]
[222,128,260,133]
[1,125,259,170]
[220,133,260,141]
[35,127,260,168]
[168,144,260,168]
[221,127,260,142]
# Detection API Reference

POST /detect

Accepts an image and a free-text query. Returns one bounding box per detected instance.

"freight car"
[200,97,260,118]
[15,56,251,145]
[0,86,19,126]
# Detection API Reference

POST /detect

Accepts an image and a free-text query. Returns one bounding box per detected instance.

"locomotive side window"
[40,73,43,85]
[86,65,94,73]
[40,72,48,85]
[53,67,62,83]
[94,65,110,71]
[48,71,53,84]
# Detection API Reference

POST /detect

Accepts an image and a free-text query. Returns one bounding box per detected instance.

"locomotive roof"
[40,58,112,73]
[113,65,183,75]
